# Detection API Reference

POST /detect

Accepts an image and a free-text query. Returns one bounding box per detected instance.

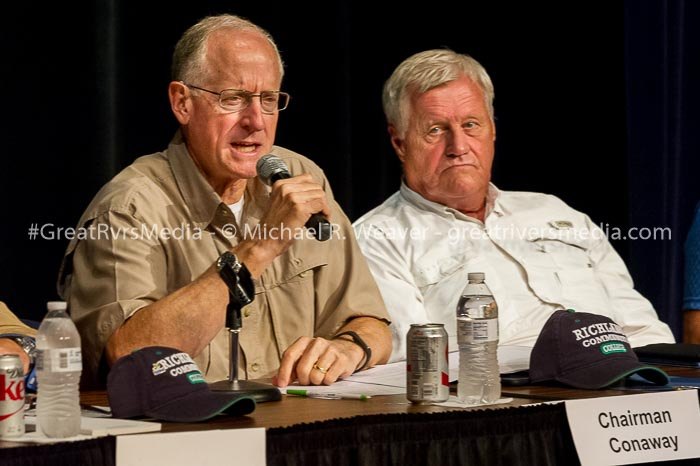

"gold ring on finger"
[313,363,328,374]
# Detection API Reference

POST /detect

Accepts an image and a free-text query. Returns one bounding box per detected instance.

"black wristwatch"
[333,330,372,373]
[216,251,254,309]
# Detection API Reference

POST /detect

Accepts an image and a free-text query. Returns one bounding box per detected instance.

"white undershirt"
[227,197,244,225]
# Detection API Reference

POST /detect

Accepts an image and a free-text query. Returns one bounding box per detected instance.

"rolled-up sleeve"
[63,210,166,386]
[586,217,675,346]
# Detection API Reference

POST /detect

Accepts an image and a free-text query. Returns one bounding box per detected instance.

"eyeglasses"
[183,82,290,114]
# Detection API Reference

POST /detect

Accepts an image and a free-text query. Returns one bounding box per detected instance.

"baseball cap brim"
[145,391,256,423]
[555,357,669,389]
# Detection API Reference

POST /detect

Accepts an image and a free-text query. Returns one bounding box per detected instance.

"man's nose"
[447,129,470,157]
[239,99,266,131]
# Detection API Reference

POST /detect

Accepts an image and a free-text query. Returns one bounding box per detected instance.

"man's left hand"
[273,336,364,387]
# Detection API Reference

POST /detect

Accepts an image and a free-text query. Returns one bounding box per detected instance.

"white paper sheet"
[496,345,532,374]
[281,345,532,396]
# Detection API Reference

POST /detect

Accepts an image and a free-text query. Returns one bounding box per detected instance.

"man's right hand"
[247,173,331,267]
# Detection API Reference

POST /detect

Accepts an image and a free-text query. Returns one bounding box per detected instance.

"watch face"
[218,251,240,271]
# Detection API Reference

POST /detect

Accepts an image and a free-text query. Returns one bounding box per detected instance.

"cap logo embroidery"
[151,352,197,377]
[571,322,629,348]
[600,342,627,355]
[187,372,206,384]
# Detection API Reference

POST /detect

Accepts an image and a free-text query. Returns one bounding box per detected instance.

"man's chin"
[222,160,258,181]
[444,174,487,191]
[427,181,488,202]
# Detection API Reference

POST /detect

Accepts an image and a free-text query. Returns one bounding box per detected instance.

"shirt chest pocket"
[412,250,490,324]
[412,251,474,289]
[260,247,329,353]
[270,255,327,286]
[260,238,330,287]
[521,236,608,310]
[530,237,593,270]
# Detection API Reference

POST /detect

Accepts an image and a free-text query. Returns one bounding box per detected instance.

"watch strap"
[333,330,372,373]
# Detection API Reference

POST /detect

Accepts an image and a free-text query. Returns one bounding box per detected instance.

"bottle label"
[37,348,82,372]
[458,319,498,343]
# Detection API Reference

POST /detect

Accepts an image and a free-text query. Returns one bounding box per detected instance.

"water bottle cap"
[468,272,485,282]
[46,301,68,311]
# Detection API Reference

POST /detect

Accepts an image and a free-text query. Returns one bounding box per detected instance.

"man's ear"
[169,81,191,125]
[388,125,407,163]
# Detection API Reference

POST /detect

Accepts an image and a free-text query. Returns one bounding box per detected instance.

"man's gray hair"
[382,49,494,136]
[171,14,284,84]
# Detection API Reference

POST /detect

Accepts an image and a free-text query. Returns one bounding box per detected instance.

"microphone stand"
[210,293,282,402]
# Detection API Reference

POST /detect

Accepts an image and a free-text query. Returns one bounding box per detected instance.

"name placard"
[565,390,700,466]
[116,428,266,466]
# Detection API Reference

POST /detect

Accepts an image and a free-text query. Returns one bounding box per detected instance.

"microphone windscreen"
[256,154,290,185]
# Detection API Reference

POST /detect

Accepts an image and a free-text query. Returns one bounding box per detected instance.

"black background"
[2,1,698,339]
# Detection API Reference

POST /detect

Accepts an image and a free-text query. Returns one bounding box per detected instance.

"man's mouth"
[231,142,259,153]
[446,162,477,170]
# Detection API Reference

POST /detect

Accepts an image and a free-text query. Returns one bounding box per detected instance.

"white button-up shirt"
[354,183,675,362]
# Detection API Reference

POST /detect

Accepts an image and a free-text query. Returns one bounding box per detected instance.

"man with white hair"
[354,49,674,361]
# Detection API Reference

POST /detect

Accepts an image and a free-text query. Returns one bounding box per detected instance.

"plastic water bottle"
[36,301,82,437]
[456,272,500,404]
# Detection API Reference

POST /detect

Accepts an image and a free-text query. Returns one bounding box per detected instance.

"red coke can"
[0,354,25,437]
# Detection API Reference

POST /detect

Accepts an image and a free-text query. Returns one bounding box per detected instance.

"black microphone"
[256,154,332,241]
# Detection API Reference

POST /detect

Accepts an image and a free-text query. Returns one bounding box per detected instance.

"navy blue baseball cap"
[529,310,669,389]
[107,346,255,422]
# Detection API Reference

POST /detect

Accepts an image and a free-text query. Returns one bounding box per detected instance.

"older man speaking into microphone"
[58,14,391,389]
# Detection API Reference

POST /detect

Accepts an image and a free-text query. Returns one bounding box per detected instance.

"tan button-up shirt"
[59,133,389,387]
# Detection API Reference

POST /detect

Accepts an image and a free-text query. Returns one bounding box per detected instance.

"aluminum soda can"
[406,323,449,403]
[0,354,25,437]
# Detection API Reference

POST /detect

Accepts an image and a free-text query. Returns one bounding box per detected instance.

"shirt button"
[244,308,251,317]
[251,363,259,372]
[293,258,302,266]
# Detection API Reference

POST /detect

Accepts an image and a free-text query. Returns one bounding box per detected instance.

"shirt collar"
[167,130,274,229]
[399,180,505,222]
[167,131,221,228]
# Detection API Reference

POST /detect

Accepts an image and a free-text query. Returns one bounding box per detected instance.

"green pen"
[286,389,371,400]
